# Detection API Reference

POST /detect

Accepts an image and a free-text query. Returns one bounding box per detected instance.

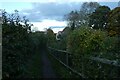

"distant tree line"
[65,2,120,36]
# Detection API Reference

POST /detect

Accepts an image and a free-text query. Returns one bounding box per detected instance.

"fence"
[48,47,85,78]
[48,47,120,79]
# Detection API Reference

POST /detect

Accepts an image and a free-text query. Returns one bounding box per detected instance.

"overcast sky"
[0,0,119,33]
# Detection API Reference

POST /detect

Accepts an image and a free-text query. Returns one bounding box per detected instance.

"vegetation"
[89,6,111,29]
[107,7,120,36]
[48,2,120,79]
[23,49,42,78]
[2,10,31,78]
[47,51,79,78]
[65,2,100,29]
[46,28,56,48]
[57,2,120,59]
[2,1,120,79]
[2,10,47,79]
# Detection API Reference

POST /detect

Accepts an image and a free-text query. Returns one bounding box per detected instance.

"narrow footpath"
[41,51,57,78]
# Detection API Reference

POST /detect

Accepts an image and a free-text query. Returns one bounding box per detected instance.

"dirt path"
[41,51,57,78]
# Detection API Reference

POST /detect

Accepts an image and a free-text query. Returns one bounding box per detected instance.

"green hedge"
[66,26,120,78]
[67,26,118,58]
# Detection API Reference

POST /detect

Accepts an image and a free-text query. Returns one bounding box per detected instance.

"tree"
[67,26,118,73]
[80,2,100,14]
[2,10,33,78]
[46,28,56,47]
[79,2,100,26]
[56,27,71,50]
[107,7,120,36]
[65,2,100,29]
[30,31,47,50]
[65,11,79,30]
[107,7,120,53]
[89,6,111,29]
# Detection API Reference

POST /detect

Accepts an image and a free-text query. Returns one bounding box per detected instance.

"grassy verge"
[47,52,78,78]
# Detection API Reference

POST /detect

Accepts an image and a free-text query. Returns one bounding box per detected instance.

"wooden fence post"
[66,53,68,66]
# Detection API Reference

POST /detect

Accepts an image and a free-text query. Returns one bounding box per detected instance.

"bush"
[66,26,119,78]
[67,26,118,56]
[68,27,104,55]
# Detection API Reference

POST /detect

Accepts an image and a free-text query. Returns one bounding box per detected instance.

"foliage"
[2,10,31,78]
[48,52,75,78]
[79,2,100,26]
[86,30,107,53]
[89,6,111,29]
[80,2,100,14]
[107,7,120,36]
[81,57,119,78]
[23,49,42,78]
[56,27,72,50]
[65,11,79,30]
[30,31,47,49]
[46,28,56,47]
[47,3,120,79]
[65,2,100,29]
[66,26,119,78]
[67,26,118,56]
[67,26,91,55]
[103,36,118,52]
[107,7,120,54]
[2,10,47,78]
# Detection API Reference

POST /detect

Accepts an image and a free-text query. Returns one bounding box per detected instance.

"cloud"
[49,26,65,29]
[52,27,65,33]
[20,2,82,22]
[20,1,118,22]
[31,19,67,33]
[18,1,118,33]
[0,0,119,2]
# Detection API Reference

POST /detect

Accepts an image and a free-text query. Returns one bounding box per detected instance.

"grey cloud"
[20,2,82,22]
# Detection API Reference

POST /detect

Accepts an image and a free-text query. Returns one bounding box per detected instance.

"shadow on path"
[41,50,57,78]
[22,49,42,78]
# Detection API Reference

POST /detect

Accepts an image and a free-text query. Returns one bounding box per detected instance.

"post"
[66,53,69,66]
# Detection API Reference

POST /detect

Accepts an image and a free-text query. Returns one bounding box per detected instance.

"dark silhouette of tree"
[65,11,79,30]
[65,2,100,29]
[79,2,100,26]
[89,6,111,29]
[107,7,120,36]
[2,10,33,78]
[46,28,56,47]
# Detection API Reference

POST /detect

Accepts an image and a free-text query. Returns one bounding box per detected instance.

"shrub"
[67,26,119,78]
[67,27,106,55]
